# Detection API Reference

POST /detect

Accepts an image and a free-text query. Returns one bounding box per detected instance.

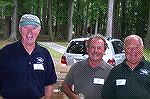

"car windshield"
[67,41,87,54]
[112,41,125,54]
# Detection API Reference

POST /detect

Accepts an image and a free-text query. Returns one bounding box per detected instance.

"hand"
[70,94,79,99]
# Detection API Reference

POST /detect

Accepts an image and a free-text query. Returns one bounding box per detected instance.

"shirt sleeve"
[44,49,57,86]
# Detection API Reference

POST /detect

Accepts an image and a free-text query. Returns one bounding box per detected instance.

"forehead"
[125,37,141,47]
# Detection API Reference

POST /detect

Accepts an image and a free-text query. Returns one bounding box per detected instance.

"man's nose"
[93,47,99,52]
[27,28,32,33]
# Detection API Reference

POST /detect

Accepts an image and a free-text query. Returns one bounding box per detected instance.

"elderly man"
[62,34,113,99]
[0,14,57,99]
[101,35,150,99]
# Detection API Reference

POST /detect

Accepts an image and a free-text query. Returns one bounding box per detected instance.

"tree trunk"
[36,0,41,19]
[3,16,11,39]
[94,14,99,35]
[82,1,89,36]
[106,0,114,38]
[9,0,17,41]
[48,0,53,41]
[42,0,47,35]
[146,3,150,48]
[67,0,73,42]
[112,0,120,38]
[120,0,126,40]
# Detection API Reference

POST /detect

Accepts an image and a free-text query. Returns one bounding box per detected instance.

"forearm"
[62,82,78,99]
[41,85,53,99]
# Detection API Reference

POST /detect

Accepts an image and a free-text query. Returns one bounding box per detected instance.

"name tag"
[33,64,44,70]
[116,79,126,86]
[93,78,104,85]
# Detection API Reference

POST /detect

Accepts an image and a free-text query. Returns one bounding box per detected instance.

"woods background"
[0,0,150,47]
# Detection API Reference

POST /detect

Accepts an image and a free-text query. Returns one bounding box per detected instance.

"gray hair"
[86,34,108,50]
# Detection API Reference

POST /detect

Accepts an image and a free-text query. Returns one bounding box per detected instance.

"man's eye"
[32,27,37,29]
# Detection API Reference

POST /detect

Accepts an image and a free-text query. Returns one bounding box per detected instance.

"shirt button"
[29,62,31,64]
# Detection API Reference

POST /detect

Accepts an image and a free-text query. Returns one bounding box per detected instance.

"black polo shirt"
[101,58,150,99]
[0,41,57,99]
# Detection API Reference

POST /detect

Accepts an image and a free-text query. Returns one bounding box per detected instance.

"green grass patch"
[54,42,68,47]
[47,48,63,61]
[0,40,14,48]
[1,40,150,63]
[144,49,150,62]
[38,43,63,61]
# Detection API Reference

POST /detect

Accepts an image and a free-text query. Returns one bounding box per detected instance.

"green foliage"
[0,0,13,16]
[0,0,149,41]
[144,49,150,62]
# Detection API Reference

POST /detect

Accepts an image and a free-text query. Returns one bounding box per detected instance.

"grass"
[54,42,68,47]
[0,40,14,48]
[40,44,63,62]
[144,49,150,62]
[1,40,150,62]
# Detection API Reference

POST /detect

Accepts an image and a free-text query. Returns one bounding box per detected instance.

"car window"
[67,41,87,54]
[112,41,125,54]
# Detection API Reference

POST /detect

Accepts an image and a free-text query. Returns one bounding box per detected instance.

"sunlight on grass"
[144,49,150,62]
[55,42,68,47]
[38,43,63,62]
[0,40,14,48]
[1,40,150,63]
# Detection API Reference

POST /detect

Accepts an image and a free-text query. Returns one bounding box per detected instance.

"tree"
[106,0,114,38]
[146,2,150,48]
[9,0,17,41]
[67,0,73,41]
[48,0,53,41]
[41,0,48,35]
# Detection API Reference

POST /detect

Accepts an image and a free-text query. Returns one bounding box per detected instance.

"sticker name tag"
[33,64,44,70]
[93,78,104,85]
[116,79,126,86]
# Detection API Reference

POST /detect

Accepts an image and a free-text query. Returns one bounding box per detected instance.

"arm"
[40,85,53,99]
[62,81,78,99]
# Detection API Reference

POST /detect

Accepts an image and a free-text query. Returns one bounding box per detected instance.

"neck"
[126,61,140,70]
[88,59,102,68]
[22,41,35,55]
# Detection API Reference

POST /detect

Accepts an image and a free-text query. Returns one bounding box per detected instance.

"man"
[62,34,113,99]
[0,14,57,99]
[101,35,150,99]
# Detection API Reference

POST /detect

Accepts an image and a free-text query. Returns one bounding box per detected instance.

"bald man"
[101,35,150,99]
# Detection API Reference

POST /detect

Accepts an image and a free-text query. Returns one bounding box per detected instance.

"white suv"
[61,37,125,67]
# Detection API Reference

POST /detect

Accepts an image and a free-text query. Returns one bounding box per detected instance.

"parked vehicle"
[61,37,125,67]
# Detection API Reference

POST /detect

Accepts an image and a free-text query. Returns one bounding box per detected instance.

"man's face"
[19,25,40,45]
[125,38,144,65]
[87,38,105,62]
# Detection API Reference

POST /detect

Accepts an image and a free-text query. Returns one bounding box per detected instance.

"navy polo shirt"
[0,41,57,99]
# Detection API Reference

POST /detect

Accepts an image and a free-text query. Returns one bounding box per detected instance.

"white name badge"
[93,78,104,85]
[116,79,126,86]
[33,64,44,70]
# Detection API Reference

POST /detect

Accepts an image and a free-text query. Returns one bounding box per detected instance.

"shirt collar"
[123,57,145,70]
[87,59,109,70]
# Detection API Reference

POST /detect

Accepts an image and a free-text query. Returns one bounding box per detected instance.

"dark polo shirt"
[0,41,57,99]
[102,58,150,99]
